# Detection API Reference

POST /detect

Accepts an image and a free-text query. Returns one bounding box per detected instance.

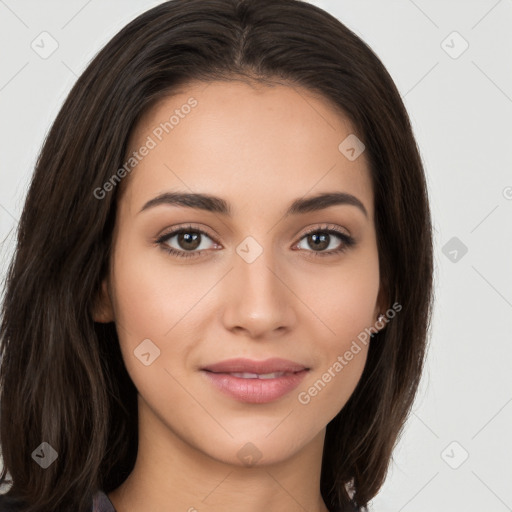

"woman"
[0,0,434,511]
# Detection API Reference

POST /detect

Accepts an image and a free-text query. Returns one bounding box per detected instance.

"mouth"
[211,371,299,379]
[200,358,310,403]
[201,357,309,374]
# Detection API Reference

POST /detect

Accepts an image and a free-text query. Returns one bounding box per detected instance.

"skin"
[94,79,387,512]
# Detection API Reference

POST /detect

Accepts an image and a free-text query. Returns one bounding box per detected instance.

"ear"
[92,278,115,323]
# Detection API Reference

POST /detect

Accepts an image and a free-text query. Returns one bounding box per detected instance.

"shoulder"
[92,490,117,512]
[0,490,116,512]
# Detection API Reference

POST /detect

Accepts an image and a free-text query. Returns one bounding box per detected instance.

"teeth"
[229,371,286,379]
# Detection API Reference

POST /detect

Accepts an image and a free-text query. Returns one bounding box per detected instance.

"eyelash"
[154,223,356,260]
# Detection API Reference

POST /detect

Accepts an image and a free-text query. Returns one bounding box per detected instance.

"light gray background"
[1,1,511,511]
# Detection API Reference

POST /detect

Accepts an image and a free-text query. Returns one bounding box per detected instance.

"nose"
[220,238,297,339]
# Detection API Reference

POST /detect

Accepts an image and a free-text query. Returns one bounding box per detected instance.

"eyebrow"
[139,191,368,219]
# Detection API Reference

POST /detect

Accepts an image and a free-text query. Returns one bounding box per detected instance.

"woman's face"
[96,80,384,466]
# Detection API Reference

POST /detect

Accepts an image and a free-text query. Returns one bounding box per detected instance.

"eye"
[155,224,219,259]
[294,224,355,258]
[155,223,356,260]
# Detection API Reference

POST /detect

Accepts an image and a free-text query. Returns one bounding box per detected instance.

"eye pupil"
[308,233,329,251]
[178,232,201,250]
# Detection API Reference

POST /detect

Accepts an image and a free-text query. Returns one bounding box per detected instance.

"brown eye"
[295,226,356,258]
[175,231,201,251]
[156,225,218,259]
[305,232,330,251]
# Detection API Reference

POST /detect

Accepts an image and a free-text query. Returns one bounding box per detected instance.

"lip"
[201,357,308,374]
[201,358,310,404]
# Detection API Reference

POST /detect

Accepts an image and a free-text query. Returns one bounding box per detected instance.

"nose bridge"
[222,233,294,335]
[234,233,282,299]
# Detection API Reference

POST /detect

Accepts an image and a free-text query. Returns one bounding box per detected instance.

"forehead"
[121,80,373,220]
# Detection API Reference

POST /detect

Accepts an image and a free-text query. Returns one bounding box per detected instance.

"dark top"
[0,491,116,512]
[0,489,356,511]
[92,491,116,512]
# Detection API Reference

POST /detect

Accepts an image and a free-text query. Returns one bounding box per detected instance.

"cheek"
[298,253,380,343]
[294,254,379,422]
[109,252,192,410]
[296,302,371,433]
[111,241,205,340]
[111,254,167,339]
[109,240,221,391]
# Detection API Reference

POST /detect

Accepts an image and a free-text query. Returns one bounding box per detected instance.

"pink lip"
[201,358,310,404]
[202,370,309,403]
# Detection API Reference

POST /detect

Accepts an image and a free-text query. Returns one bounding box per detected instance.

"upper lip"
[201,357,309,374]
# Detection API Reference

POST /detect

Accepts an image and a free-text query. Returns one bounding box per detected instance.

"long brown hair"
[0,1,434,510]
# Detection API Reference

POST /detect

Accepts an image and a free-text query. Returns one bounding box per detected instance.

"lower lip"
[201,369,309,403]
